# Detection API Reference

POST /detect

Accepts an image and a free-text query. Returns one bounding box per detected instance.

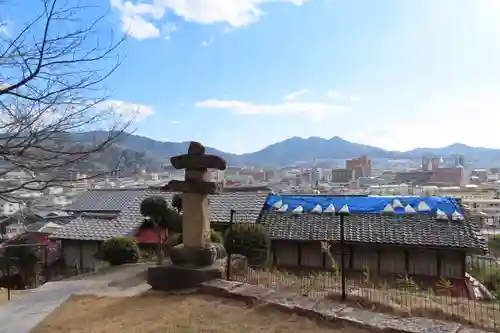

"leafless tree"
[0,0,132,198]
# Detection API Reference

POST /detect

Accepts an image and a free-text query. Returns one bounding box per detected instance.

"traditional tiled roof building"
[50,188,268,271]
[254,194,485,298]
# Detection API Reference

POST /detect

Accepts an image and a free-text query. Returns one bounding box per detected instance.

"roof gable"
[51,189,268,241]
[260,211,485,252]
[49,216,124,240]
[63,189,147,213]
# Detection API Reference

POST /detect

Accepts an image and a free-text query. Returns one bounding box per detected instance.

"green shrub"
[468,258,500,297]
[488,235,500,257]
[140,196,183,233]
[172,193,183,213]
[478,266,500,290]
[210,230,224,243]
[2,237,39,288]
[140,196,168,218]
[102,236,140,266]
[224,223,270,265]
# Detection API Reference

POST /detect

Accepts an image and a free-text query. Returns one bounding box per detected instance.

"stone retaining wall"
[200,279,489,333]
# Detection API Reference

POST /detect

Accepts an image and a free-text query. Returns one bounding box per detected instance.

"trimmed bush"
[140,196,183,233]
[225,223,270,265]
[102,236,140,266]
[172,193,183,213]
[140,196,168,218]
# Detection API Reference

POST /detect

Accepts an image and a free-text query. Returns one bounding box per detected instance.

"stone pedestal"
[147,264,222,291]
[182,193,211,248]
[170,243,219,266]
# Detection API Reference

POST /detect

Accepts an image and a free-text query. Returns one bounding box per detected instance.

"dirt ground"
[32,292,369,333]
[0,290,19,306]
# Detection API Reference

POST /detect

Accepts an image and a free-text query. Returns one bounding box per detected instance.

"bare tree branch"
[0,0,133,198]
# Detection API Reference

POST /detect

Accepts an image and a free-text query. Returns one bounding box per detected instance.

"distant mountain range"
[76,132,500,171]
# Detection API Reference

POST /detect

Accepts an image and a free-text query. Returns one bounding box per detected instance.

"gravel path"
[0,263,153,333]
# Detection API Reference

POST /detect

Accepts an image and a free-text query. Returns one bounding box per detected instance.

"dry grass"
[0,289,20,306]
[31,292,369,333]
[230,268,500,331]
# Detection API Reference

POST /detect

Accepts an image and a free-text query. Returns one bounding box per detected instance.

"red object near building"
[135,228,168,244]
[38,235,49,243]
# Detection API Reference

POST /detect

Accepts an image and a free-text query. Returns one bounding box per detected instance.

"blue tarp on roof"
[265,194,464,218]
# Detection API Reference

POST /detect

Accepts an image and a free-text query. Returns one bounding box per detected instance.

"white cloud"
[110,0,163,39]
[349,94,361,102]
[284,89,309,100]
[123,15,160,39]
[110,0,307,40]
[169,120,181,124]
[326,91,361,103]
[326,90,340,99]
[102,100,154,121]
[201,36,215,47]
[348,94,500,151]
[195,99,348,120]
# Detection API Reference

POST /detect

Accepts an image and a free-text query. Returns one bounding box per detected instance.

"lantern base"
[147,264,221,291]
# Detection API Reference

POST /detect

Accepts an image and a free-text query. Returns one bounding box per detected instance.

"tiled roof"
[259,211,486,252]
[49,216,128,241]
[208,191,267,222]
[25,222,48,232]
[51,189,269,241]
[62,189,147,213]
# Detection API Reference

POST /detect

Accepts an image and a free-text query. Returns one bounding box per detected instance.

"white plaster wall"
[274,241,299,266]
[441,252,464,278]
[351,245,378,271]
[300,242,323,267]
[380,250,406,274]
[271,241,465,278]
[408,250,438,276]
[62,240,106,272]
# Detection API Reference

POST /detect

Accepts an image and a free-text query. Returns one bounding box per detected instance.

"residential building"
[50,188,269,271]
[367,184,411,195]
[442,155,466,168]
[331,168,355,183]
[259,194,485,297]
[264,170,277,181]
[471,169,488,182]
[356,177,379,188]
[464,199,500,219]
[435,186,493,200]
[346,156,372,177]
[430,166,468,186]
[394,171,433,185]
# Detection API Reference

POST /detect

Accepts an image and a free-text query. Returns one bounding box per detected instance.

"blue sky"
[5,0,500,153]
